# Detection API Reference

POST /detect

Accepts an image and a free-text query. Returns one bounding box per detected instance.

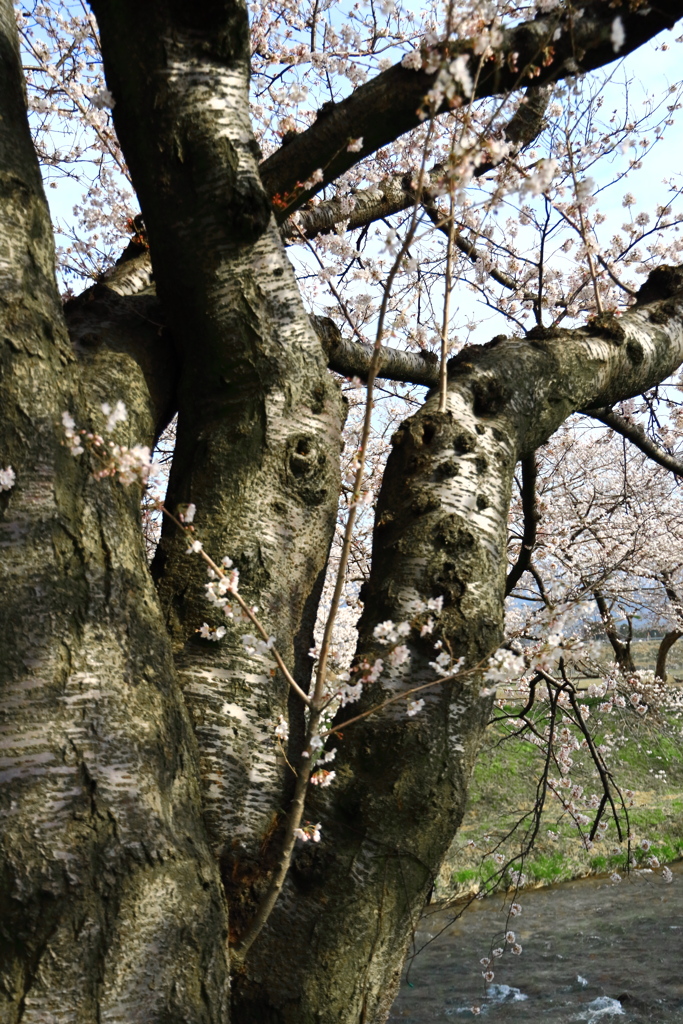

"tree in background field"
[506,418,683,679]
[4,1,683,1022]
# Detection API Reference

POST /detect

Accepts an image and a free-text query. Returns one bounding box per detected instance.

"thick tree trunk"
[5,0,683,1021]
[233,287,683,1023]
[88,0,344,944]
[593,592,636,676]
[0,3,229,1020]
[655,576,683,681]
[656,629,682,682]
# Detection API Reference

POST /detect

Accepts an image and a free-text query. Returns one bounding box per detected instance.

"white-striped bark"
[0,3,229,1019]
[88,0,344,937]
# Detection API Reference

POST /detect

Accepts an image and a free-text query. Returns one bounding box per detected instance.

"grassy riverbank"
[436,681,683,900]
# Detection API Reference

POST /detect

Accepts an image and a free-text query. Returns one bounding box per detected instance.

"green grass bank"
[436,679,683,900]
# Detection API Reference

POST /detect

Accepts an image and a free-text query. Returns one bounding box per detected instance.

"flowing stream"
[389,861,683,1023]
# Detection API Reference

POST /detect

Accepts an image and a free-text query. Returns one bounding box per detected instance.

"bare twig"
[158,504,313,708]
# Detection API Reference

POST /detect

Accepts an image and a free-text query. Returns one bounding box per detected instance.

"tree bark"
[233,276,683,1023]
[654,575,683,681]
[5,0,683,1020]
[88,0,345,941]
[656,629,682,683]
[593,592,636,676]
[0,3,229,1020]
[282,84,551,243]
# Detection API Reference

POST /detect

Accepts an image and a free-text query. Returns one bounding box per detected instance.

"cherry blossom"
[0,467,16,491]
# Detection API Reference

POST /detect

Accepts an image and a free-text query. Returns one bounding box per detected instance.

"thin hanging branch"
[586,406,683,477]
[438,194,456,413]
[421,198,537,302]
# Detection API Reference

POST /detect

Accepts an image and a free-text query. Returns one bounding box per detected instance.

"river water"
[389,862,683,1023]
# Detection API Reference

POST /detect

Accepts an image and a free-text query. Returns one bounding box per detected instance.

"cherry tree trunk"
[3,0,683,1022]
[656,630,682,682]
[0,4,229,1019]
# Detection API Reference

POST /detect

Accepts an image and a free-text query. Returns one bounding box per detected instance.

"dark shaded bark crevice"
[505,454,538,596]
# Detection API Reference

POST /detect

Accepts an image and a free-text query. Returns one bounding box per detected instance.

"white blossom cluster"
[0,467,16,492]
[198,623,226,641]
[486,649,526,684]
[17,4,136,287]
[310,769,336,787]
[62,412,84,456]
[241,633,276,657]
[372,619,412,644]
[92,443,152,487]
[274,715,289,742]
[293,822,321,843]
[62,405,152,486]
[205,561,240,606]
[101,400,126,433]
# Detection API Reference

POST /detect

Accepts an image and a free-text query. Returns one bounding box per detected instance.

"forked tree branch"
[283,84,552,242]
[260,1,683,208]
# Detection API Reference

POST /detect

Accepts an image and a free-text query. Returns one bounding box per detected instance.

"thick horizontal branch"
[91,276,444,389]
[474,265,683,459]
[321,264,683,395]
[283,84,551,242]
[260,2,683,210]
[286,172,418,239]
[585,405,683,477]
[312,315,439,386]
[103,266,683,399]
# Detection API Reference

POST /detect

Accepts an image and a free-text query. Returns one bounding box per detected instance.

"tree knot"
[525,324,562,342]
[635,265,683,306]
[585,312,626,346]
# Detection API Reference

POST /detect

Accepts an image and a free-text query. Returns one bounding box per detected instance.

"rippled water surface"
[389,862,683,1023]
